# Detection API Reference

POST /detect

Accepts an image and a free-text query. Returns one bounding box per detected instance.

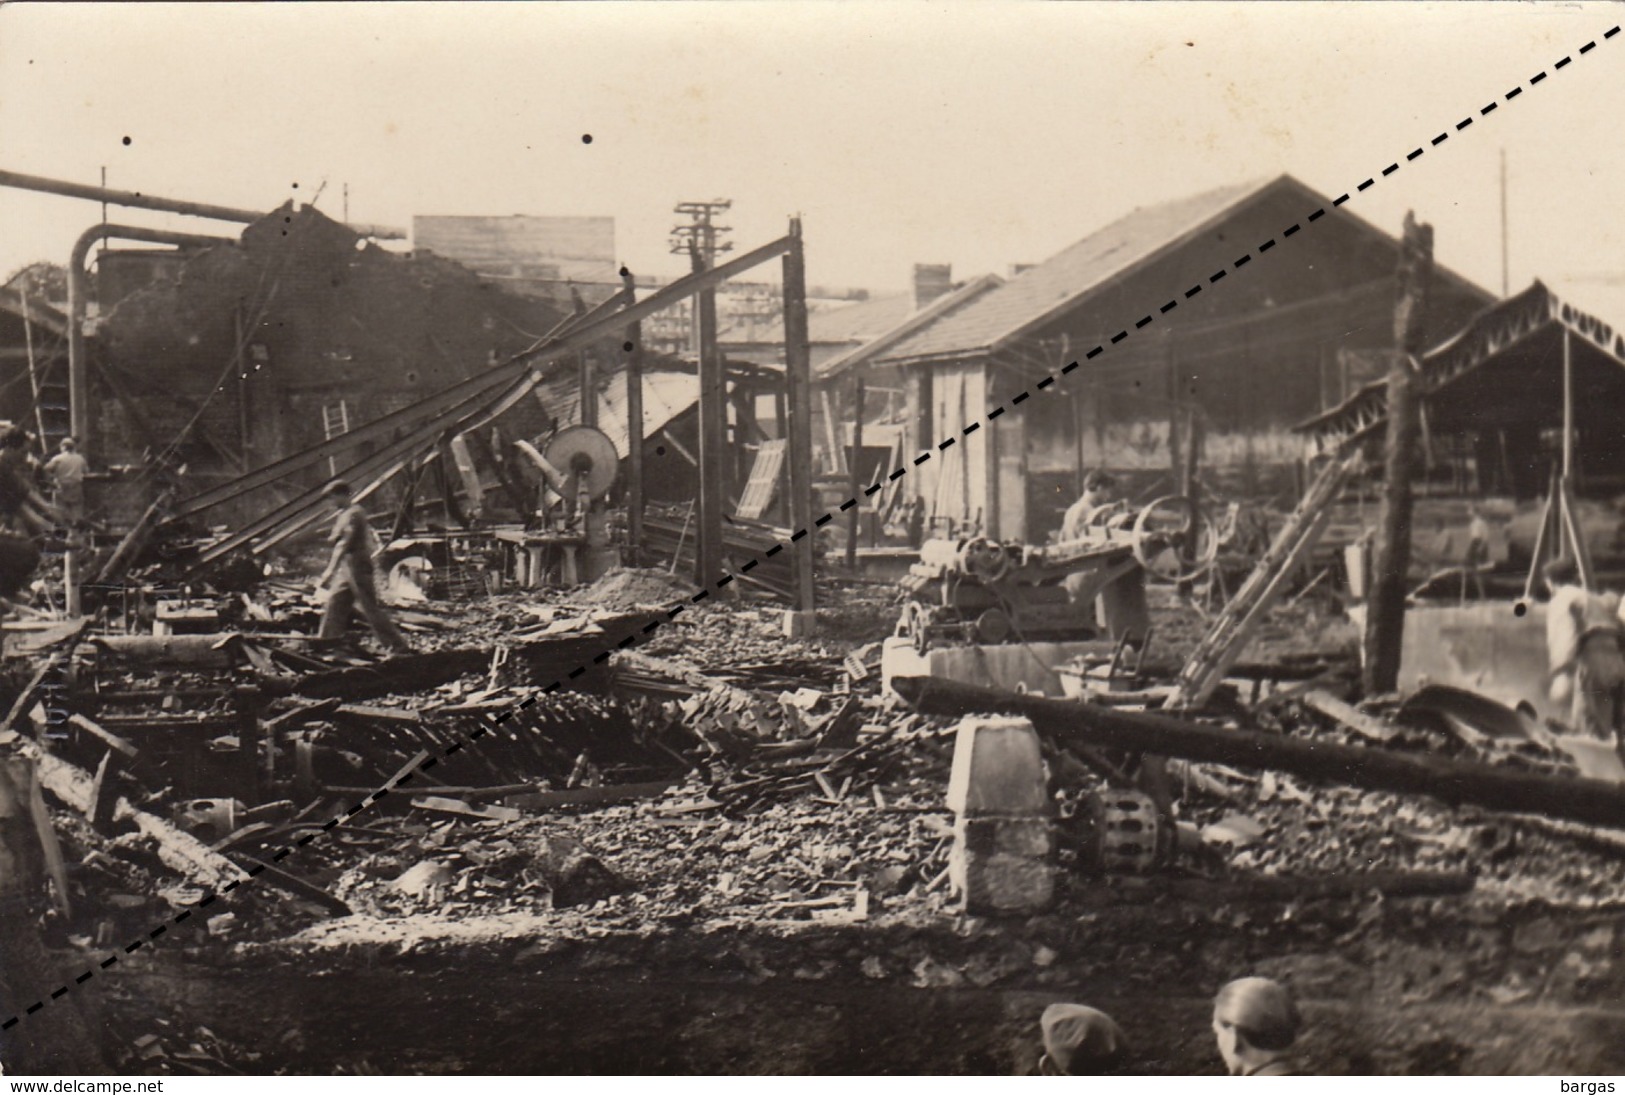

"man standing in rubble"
[42,437,88,525]
[1545,556,1625,743]
[315,481,411,655]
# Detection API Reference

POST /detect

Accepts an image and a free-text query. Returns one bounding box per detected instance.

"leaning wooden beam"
[892,675,1625,830]
[192,382,524,568]
[174,235,794,518]
[1079,868,1473,906]
[24,743,247,890]
[169,288,625,519]
[1172,451,1361,709]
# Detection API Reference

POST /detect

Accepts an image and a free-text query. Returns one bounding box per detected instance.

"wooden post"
[692,245,726,586]
[573,290,597,430]
[622,269,645,567]
[1363,212,1433,696]
[845,376,865,569]
[782,220,817,620]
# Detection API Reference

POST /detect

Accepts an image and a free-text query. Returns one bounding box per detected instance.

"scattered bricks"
[945,716,1050,817]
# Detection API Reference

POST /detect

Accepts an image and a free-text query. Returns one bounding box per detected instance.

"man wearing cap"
[315,481,411,655]
[1035,1002,1128,1075]
[1212,977,1301,1076]
[43,437,89,525]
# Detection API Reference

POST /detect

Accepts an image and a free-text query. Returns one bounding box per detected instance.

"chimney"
[912,263,953,311]
[1008,263,1036,278]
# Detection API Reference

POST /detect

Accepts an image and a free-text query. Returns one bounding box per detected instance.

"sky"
[3,1,1625,315]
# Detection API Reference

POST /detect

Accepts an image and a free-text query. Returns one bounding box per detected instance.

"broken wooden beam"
[67,713,140,760]
[892,676,1625,830]
[410,795,522,822]
[502,780,678,811]
[23,742,247,891]
[226,854,352,916]
[1299,690,1398,744]
[1086,868,1473,906]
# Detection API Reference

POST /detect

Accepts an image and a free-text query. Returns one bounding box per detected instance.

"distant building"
[413,214,619,308]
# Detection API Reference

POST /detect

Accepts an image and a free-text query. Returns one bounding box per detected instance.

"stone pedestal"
[945,716,1054,915]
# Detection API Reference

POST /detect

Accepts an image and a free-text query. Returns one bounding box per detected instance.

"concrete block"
[954,815,1054,858]
[946,716,1049,817]
[781,609,818,640]
[880,635,1117,699]
[949,817,1054,915]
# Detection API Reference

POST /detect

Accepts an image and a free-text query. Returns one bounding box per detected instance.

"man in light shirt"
[1545,556,1625,743]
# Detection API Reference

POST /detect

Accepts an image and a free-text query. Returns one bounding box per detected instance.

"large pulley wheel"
[959,537,1011,584]
[1131,495,1218,584]
[904,601,935,655]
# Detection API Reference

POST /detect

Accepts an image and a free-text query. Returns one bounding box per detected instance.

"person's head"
[1082,471,1117,504]
[1212,978,1300,1075]
[1543,555,1580,594]
[1,427,28,451]
[323,480,353,511]
[59,437,76,453]
[1038,1003,1128,1075]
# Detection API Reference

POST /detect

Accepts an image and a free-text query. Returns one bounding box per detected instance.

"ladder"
[321,400,351,478]
[1171,451,1364,710]
[19,292,69,455]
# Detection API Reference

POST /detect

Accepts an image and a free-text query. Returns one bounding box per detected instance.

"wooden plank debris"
[1300,690,1399,744]
[410,795,523,822]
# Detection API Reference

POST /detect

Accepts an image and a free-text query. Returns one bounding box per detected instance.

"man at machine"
[1060,471,1151,650]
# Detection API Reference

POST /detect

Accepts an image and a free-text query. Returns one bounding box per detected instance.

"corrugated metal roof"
[816,274,1005,381]
[596,369,700,459]
[875,177,1276,363]
[717,292,916,348]
[808,292,914,342]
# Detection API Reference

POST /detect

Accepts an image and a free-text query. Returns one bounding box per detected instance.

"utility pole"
[1363,211,1433,696]
[622,267,645,567]
[671,200,732,588]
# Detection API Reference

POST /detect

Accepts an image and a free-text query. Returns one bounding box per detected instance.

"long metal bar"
[173,235,794,517]
[0,167,405,239]
[258,367,552,555]
[243,353,580,561]
[193,373,535,567]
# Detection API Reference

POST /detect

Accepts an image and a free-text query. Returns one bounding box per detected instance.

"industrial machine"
[897,495,1217,653]
[513,424,622,585]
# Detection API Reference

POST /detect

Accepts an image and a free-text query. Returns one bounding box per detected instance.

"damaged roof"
[871,176,1274,364]
[1297,280,1625,447]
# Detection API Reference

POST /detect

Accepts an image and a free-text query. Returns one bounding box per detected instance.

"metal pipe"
[68,223,234,444]
[0,167,405,239]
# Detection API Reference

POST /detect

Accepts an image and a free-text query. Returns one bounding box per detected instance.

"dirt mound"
[576,567,694,609]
